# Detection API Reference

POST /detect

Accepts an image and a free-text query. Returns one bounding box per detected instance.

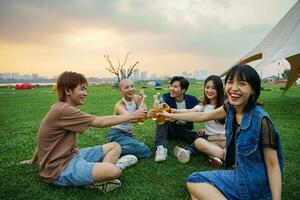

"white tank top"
[194,104,225,135]
[112,98,137,132]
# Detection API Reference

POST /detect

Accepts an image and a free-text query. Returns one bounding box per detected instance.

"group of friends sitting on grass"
[20,64,283,200]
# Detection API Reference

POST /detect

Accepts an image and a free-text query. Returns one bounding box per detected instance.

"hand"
[133,108,147,119]
[20,159,34,165]
[147,109,155,119]
[138,90,144,101]
[157,111,171,118]
[171,108,177,113]
[139,89,144,96]
[164,117,174,122]
[197,128,205,137]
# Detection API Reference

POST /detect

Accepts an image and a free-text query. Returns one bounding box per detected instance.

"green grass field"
[0,82,300,199]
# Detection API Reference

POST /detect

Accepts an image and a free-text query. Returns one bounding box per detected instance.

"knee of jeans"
[137,147,152,159]
[133,144,152,158]
[144,148,152,157]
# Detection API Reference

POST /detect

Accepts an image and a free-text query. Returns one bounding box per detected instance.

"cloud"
[0,0,298,77]
[0,0,296,42]
[0,0,169,44]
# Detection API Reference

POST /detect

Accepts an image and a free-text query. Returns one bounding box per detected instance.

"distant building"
[133,69,140,80]
[0,73,21,79]
[182,71,189,77]
[150,73,158,80]
[161,75,170,80]
[23,74,32,80]
[141,71,148,80]
[32,74,39,80]
[0,73,12,79]
[193,70,207,80]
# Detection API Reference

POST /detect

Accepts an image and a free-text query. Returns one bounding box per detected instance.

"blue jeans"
[53,145,103,187]
[155,122,197,148]
[187,170,240,200]
[108,128,152,159]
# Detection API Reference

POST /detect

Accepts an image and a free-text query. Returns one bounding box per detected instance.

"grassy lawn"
[0,82,299,199]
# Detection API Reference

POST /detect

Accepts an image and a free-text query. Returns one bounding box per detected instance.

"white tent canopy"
[221,1,300,93]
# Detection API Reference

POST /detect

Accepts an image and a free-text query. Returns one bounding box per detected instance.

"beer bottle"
[152,95,160,121]
[138,95,147,125]
[162,103,171,113]
[156,95,166,125]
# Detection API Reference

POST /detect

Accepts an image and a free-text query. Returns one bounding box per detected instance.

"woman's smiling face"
[204,80,218,101]
[225,75,253,112]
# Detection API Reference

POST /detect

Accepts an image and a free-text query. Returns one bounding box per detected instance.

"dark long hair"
[201,75,225,124]
[224,64,261,111]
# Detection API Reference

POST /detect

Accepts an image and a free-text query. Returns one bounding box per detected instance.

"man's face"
[119,79,135,100]
[67,84,87,106]
[169,81,185,99]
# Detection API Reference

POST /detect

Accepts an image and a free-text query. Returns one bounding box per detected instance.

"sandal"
[208,156,223,168]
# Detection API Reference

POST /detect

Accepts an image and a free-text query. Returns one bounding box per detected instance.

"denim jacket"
[225,104,284,200]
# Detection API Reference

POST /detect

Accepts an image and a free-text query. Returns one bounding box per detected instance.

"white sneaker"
[85,179,121,192]
[155,145,167,162]
[174,146,190,164]
[116,155,138,170]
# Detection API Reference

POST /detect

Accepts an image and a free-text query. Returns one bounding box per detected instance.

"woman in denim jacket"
[161,64,283,200]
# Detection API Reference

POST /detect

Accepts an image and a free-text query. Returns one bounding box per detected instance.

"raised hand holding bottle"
[138,95,147,125]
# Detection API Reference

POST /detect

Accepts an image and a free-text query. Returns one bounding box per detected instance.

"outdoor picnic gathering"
[0,1,300,200]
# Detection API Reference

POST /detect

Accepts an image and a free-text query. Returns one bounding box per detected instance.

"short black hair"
[170,76,189,92]
[225,64,261,110]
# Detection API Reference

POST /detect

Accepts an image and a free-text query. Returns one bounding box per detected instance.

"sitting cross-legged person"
[173,75,226,166]
[108,79,152,160]
[20,71,146,192]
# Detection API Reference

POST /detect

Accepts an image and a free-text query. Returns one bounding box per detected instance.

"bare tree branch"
[103,52,139,82]
[117,58,121,77]
[126,61,139,78]
[121,52,131,69]
[104,54,121,81]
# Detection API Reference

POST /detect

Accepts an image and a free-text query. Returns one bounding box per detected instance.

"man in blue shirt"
[154,76,199,162]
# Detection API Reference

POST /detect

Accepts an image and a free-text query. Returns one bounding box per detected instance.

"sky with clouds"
[0,0,297,78]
